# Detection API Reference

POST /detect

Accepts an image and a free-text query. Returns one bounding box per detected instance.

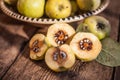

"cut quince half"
[46,23,75,47]
[70,32,102,61]
[45,44,75,72]
[29,34,48,60]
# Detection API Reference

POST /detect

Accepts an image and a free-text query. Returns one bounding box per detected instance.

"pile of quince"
[4,0,101,19]
[29,16,111,72]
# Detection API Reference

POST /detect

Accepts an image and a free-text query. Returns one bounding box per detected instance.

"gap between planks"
[113,15,120,80]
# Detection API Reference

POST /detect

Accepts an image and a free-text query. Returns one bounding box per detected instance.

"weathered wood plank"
[113,15,120,80]
[2,24,113,80]
[114,67,120,80]
[2,45,113,80]
[2,0,120,80]
[0,13,37,79]
[99,1,120,79]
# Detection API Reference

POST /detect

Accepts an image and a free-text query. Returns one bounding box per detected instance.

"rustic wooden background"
[0,0,120,80]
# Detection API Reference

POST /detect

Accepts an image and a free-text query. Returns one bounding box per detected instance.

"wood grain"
[113,15,120,80]
[1,0,120,80]
[0,13,37,79]
[114,67,120,80]
[2,43,113,80]
[3,25,113,80]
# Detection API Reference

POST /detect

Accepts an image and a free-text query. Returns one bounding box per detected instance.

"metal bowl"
[0,0,109,25]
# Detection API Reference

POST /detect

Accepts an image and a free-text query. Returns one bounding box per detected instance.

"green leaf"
[96,37,120,67]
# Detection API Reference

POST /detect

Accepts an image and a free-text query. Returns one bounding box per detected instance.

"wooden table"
[0,0,120,80]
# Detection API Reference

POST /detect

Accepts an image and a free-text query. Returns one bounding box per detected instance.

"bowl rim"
[0,0,110,25]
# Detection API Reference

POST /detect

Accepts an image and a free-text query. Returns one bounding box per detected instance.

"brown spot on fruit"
[32,46,40,53]
[53,49,67,64]
[59,5,64,11]
[31,40,43,53]
[97,23,105,30]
